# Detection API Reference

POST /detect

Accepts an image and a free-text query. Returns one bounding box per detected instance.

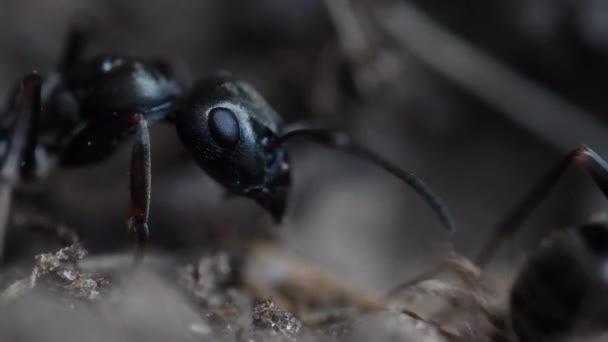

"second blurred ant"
[475,145,608,341]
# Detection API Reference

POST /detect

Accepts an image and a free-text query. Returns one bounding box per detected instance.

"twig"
[372,1,608,154]
[324,0,372,62]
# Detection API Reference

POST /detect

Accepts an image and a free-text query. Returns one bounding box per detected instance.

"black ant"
[0,26,455,260]
[474,146,608,341]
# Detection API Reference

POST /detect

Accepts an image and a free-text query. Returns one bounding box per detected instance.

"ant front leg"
[475,145,608,267]
[0,73,42,259]
[128,115,151,261]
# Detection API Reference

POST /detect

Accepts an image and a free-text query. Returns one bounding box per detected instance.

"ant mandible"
[0,26,455,260]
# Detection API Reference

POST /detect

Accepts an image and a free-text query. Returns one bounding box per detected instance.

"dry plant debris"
[253,298,303,339]
[175,249,512,341]
[348,310,451,342]
[384,254,511,342]
[32,244,109,301]
[1,244,108,303]
[243,243,386,311]
[178,251,253,338]
[178,251,235,308]
[1,245,514,341]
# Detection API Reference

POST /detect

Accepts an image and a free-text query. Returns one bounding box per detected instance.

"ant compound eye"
[208,107,240,148]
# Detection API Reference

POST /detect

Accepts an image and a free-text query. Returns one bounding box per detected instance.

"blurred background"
[2,0,608,294]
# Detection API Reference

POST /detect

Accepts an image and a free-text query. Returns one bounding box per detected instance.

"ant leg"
[58,18,91,70]
[0,73,42,260]
[19,81,43,180]
[128,115,151,261]
[0,73,42,180]
[475,145,608,267]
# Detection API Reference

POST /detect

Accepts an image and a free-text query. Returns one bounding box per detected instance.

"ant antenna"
[268,128,456,232]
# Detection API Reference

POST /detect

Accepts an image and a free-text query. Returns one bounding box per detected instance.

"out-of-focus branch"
[324,0,389,97]
[324,0,372,59]
[372,0,608,154]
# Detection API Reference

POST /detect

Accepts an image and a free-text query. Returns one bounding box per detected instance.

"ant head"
[175,74,291,222]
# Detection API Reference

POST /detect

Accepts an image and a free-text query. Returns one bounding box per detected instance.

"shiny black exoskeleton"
[0,52,182,257]
[58,55,182,166]
[0,27,455,260]
[175,76,290,221]
[6,55,180,169]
